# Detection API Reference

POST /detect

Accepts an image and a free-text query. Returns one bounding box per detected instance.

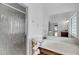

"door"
[0,4,26,55]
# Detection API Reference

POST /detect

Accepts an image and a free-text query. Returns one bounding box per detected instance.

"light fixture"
[65,18,69,23]
[66,20,69,23]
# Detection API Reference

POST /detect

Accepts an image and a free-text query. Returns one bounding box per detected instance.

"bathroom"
[0,3,79,55]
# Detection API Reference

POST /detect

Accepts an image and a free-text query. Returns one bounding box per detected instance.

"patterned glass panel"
[0,4,26,55]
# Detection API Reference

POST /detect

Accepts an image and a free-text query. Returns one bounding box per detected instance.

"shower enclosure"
[0,3,26,55]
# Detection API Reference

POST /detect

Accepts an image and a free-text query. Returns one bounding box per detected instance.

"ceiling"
[43,3,79,15]
[19,3,79,21]
[19,3,79,15]
[42,3,79,22]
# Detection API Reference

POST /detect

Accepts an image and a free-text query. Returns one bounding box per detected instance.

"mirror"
[48,11,77,38]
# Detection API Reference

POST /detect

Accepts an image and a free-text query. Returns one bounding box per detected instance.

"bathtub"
[40,36,79,55]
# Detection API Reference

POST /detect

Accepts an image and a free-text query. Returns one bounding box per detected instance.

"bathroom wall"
[42,4,49,36]
[25,3,44,55]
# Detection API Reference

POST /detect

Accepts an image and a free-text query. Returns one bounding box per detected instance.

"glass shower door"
[0,4,26,55]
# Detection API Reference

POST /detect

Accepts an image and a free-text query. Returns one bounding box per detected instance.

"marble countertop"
[40,40,79,55]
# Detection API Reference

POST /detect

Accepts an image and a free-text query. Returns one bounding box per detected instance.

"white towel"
[33,42,40,50]
[33,49,40,55]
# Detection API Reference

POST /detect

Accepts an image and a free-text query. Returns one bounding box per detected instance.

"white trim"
[1,3,26,14]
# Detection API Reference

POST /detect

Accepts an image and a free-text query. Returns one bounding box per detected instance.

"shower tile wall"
[0,4,26,55]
